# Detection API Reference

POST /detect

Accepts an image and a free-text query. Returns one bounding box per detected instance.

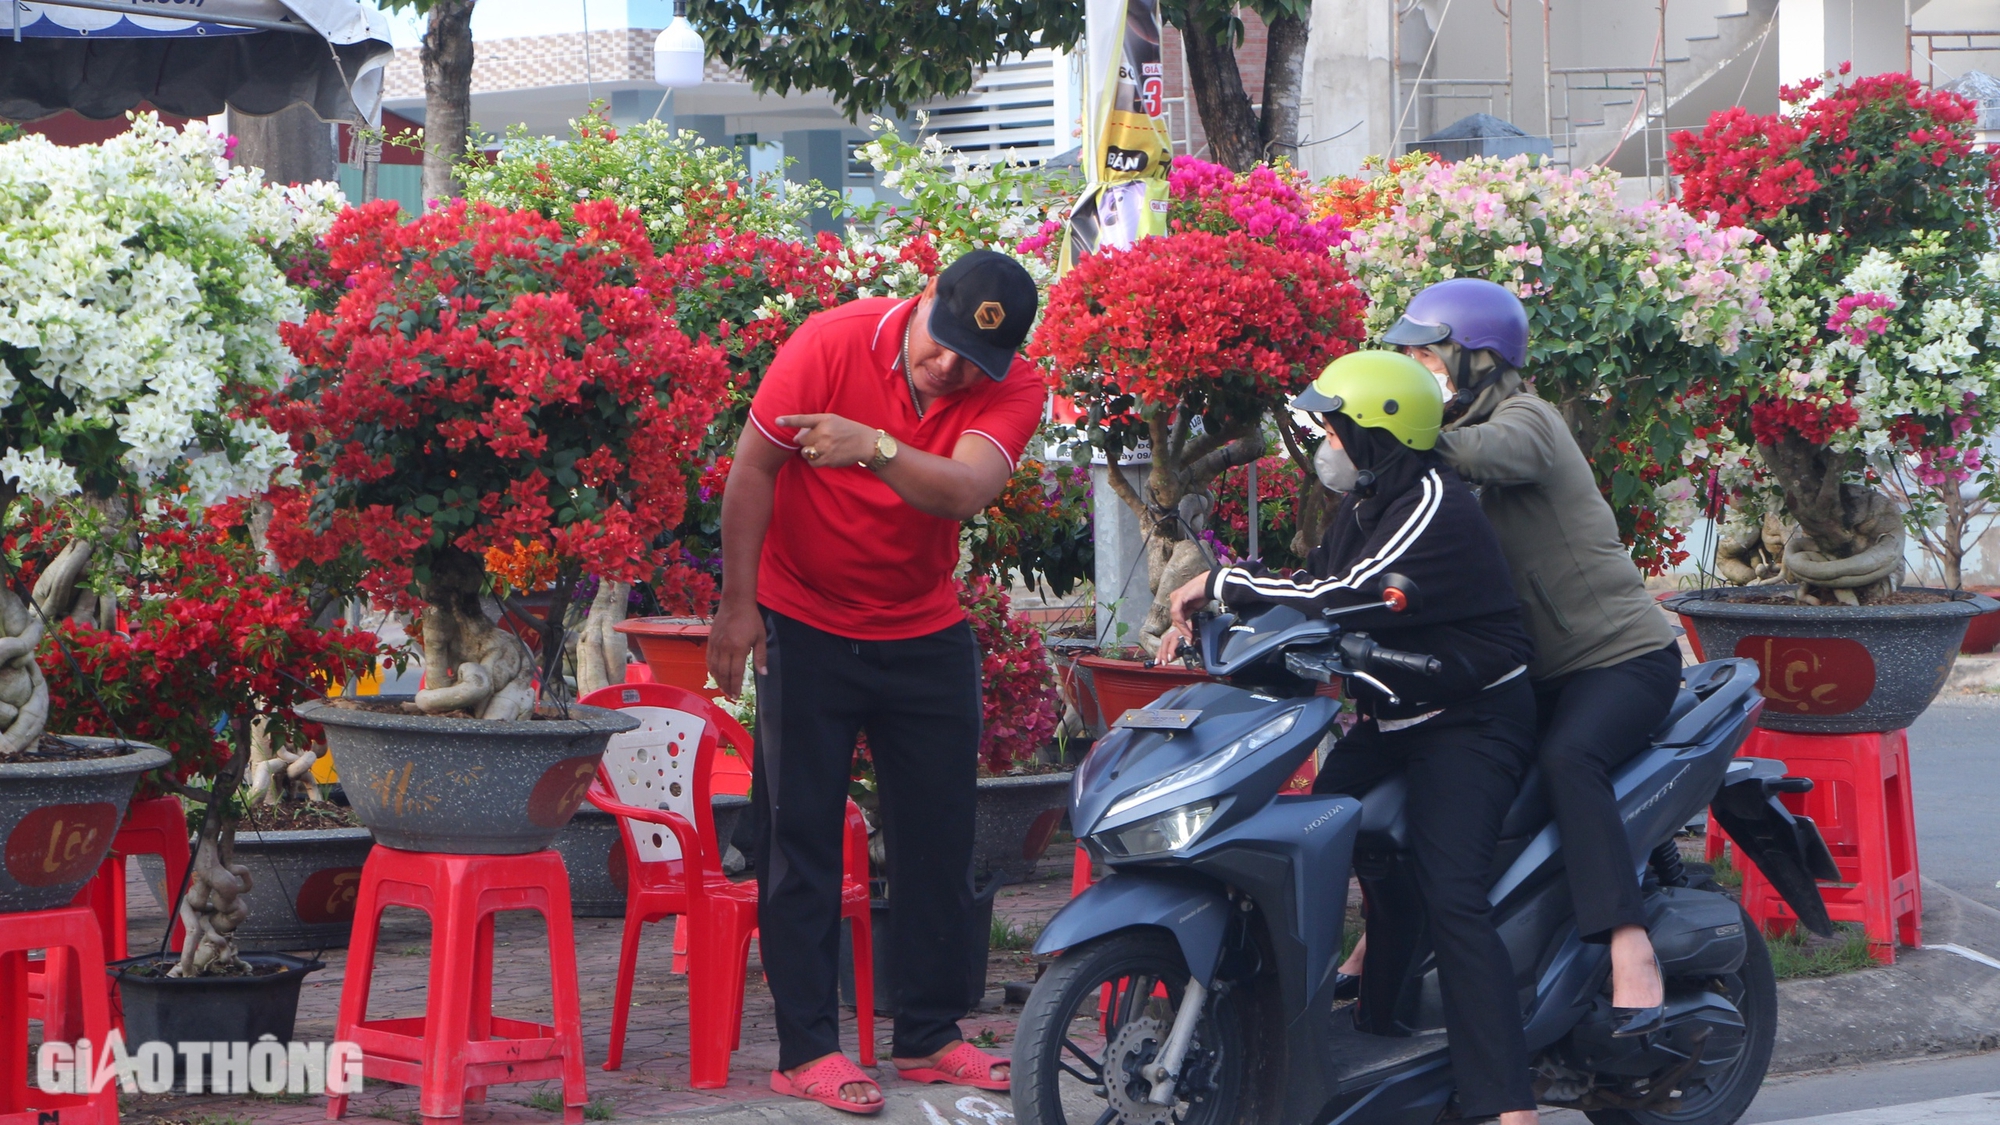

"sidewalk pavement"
[114,862,2000,1124]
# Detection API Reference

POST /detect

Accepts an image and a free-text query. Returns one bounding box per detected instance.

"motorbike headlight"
[1097,801,1216,858]
[1101,707,1301,823]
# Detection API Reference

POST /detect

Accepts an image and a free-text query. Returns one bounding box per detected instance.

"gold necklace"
[901,319,924,419]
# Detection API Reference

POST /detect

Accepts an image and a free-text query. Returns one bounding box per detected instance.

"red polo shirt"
[748,297,1045,640]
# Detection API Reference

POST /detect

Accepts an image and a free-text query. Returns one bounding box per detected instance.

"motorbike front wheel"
[1012,930,1251,1125]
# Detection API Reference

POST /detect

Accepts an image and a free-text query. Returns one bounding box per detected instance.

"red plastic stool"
[0,905,118,1125]
[1713,728,1920,963]
[327,846,589,1124]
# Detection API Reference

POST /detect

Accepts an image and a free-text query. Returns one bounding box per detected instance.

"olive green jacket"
[1437,380,1676,682]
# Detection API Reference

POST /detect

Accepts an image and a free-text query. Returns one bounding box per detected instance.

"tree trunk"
[415,549,536,720]
[1759,435,1906,603]
[574,580,631,696]
[1258,13,1309,162]
[174,715,255,977]
[420,0,478,202]
[1941,485,1966,590]
[1177,13,1263,170]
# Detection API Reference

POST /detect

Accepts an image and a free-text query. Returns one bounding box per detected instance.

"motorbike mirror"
[1378,573,1421,614]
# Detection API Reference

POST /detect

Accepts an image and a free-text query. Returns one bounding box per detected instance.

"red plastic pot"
[614,617,719,700]
[1656,589,1705,661]
[1077,654,1217,728]
[1960,588,2000,654]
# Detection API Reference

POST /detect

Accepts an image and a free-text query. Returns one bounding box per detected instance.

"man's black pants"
[1532,643,1684,942]
[1315,679,1539,1118]
[751,608,981,1070]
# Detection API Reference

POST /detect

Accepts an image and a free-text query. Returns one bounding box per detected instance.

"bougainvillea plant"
[34,502,379,975]
[1033,159,1367,646]
[1343,154,1775,574]
[964,455,1094,598]
[1209,454,1309,572]
[461,111,923,620]
[269,198,729,719]
[0,115,337,757]
[1668,69,2000,602]
[960,576,1059,774]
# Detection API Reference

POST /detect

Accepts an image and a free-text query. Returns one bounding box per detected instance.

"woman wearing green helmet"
[1162,350,1543,1125]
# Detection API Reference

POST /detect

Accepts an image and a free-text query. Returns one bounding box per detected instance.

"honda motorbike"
[1013,577,1837,1125]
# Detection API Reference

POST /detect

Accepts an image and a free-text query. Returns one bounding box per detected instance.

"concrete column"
[1091,458,1153,650]
[1778,0,1827,89]
[609,87,672,127]
[780,128,846,235]
[677,114,728,147]
[1304,0,1396,178]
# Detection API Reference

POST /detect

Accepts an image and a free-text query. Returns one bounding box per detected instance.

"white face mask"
[1314,438,1360,493]
[1433,370,1454,399]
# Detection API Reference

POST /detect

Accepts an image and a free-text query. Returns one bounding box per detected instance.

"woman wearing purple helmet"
[1337,277,1682,1038]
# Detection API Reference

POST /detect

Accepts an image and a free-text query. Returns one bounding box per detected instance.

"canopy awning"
[0,0,393,124]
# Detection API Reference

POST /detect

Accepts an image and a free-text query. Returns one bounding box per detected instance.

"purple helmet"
[1381,278,1529,369]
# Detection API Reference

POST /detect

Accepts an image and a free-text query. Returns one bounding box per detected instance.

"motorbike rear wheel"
[1585,907,1778,1125]
[1012,930,1250,1125]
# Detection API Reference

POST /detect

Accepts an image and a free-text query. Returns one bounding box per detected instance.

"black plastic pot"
[1665,586,1997,733]
[972,773,1071,881]
[109,952,323,1067]
[840,874,1004,1013]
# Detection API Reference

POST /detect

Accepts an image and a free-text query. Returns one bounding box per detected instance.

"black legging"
[1532,643,1685,942]
[1316,679,1539,1117]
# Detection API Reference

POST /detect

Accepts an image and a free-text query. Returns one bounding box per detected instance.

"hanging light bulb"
[654,0,706,88]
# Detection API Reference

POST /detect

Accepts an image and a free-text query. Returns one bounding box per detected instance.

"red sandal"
[770,1055,885,1115]
[895,1041,1010,1091]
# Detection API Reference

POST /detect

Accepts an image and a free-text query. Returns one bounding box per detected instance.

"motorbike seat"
[1650,687,1700,738]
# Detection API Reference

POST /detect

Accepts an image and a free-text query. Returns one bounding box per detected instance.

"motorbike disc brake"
[1103,1015,1176,1125]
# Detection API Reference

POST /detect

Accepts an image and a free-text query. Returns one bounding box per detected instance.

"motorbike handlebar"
[1369,646,1443,677]
[1338,632,1443,678]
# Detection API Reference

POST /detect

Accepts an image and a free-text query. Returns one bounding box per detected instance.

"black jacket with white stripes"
[1205,461,1535,720]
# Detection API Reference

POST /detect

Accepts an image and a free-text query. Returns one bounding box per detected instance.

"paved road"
[1907,695,2000,912]
[668,1050,2000,1123]
[1544,1050,2000,1124]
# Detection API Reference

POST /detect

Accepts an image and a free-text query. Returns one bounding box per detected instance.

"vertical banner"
[1061,0,1174,272]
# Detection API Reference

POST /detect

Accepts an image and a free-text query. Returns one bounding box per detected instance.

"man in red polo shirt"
[708,251,1043,1111]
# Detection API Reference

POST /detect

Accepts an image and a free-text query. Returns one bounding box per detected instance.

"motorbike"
[1013,577,1838,1125]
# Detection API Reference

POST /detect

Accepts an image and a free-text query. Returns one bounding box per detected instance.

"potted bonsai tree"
[1031,158,1366,673]
[0,116,337,910]
[273,196,730,853]
[39,500,378,1054]
[1662,69,2000,732]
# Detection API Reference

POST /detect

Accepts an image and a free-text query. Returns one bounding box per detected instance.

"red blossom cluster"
[268,198,730,608]
[1032,230,1366,434]
[1671,66,1985,234]
[959,576,1058,775]
[35,505,380,788]
[1748,395,1861,446]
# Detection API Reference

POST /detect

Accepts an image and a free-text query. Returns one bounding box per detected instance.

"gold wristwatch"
[868,429,899,471]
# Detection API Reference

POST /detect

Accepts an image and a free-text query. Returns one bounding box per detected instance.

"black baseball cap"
[928,249,1038,381]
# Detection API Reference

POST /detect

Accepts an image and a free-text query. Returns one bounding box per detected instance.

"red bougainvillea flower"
[269,198,730,606]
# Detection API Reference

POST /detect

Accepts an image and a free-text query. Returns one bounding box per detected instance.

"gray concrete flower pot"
[0,739,169,913]
[972,772,1072,881]
[1664,586,1997,733]
[552,804,626,917]
[220,827,375,949]
[298,697,639,854]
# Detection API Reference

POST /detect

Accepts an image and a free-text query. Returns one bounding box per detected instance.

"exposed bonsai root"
[0,587,48,757]
[1145,538,1213,654]
[173,829,251,977]
[1716,511,1787,586]
[575,579,631,696]
[1782,486,1907,605]
[414,550,537,720]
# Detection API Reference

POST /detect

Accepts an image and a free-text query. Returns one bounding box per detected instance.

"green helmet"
[1290,350,1443,451]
